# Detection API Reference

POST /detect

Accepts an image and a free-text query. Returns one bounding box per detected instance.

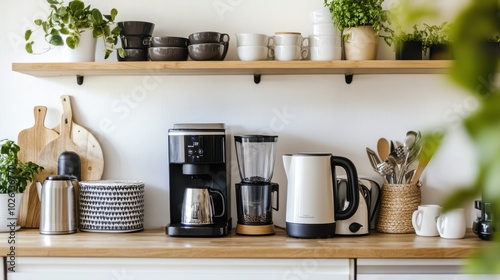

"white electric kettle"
[283,153,359,238]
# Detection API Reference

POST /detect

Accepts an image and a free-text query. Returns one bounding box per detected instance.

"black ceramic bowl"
[188,43,229,60]
[149,36,189,48]
[188,43,229,61]
[118,48,148,61]
[148,47,188,61]
[120,35,151,49]
[118,21,155,36]
[188,31,230,44]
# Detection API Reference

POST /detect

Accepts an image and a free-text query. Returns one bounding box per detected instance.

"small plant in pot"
[388,24,427,60]
[24,0,124,61]
[324,0,390,60]
[0,139,43,231]
[424,22,452,60]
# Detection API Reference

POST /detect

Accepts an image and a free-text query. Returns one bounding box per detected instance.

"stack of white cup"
[236,33,273,61]
[309,7,342,60]
[236,33,272,61]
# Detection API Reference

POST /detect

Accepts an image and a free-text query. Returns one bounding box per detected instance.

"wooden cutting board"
[53,95,104,180]
[37,104,82,186]
[17,106,59,228]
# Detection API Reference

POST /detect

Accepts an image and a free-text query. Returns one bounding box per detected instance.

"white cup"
[436,208,466,239]
[273,45,308,61]
[309,7,333,24]
[272,32,309,47]
[237,46,272,61]
[412,204,442,237]
[309,35,339,47]
[311,23,336,36]
[236,33,270,47]
[309,46,341,61]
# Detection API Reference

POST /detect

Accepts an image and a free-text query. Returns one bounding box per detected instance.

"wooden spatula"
[17,106,59,228]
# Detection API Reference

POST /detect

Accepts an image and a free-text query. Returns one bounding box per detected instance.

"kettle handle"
[208,188,225,218]
[331,156,359,221]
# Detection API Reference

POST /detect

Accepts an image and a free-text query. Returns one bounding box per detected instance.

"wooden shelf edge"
[11,60,452,78]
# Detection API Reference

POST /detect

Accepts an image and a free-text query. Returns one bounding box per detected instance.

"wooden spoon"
[411,160,429,184]
[377,138,390,161]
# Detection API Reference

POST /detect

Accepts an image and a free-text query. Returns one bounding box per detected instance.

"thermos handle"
[209,189,225,218]
[331,156,359,221]
[271,183,279,211]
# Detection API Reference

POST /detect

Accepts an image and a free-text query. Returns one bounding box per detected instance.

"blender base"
[236,224,276,235]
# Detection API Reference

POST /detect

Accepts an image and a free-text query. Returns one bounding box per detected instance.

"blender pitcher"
[234,135,279,235]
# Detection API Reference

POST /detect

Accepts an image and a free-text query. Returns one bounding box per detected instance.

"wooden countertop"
[1,227,483,259]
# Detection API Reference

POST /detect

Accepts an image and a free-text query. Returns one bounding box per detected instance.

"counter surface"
[1,227,483,259]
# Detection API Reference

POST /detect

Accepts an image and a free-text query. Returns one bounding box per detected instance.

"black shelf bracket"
[345,74,353,84]
[253,74,261,84]
[76,75,84,85]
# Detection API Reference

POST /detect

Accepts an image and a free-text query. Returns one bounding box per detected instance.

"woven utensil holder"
[376,183,421,233]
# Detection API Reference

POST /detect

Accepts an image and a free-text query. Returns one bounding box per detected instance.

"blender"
[234,135,279,235]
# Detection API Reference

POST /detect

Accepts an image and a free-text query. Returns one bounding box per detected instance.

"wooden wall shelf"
[12,60,452,85]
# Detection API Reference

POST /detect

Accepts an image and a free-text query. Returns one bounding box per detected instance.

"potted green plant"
[0,139,43,231]
[424,22,452,60]
[24,0,124,61]
[389,24,427,60]
[323,0,390,60]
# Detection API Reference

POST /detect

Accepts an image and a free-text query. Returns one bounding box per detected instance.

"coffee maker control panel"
[187,137,205,161]
[169,130,225,164]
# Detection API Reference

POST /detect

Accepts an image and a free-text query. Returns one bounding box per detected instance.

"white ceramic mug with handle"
[412,204,442,236]
[436,208,466,239]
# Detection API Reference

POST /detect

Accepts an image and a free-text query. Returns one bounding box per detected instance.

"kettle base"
[286,222,335,239]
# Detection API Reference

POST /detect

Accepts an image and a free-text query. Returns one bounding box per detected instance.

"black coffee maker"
[473,199,495,241]
[166,123,231,237]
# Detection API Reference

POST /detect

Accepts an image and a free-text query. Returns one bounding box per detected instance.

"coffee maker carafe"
[166,123,231,237]
[234,135,279,235]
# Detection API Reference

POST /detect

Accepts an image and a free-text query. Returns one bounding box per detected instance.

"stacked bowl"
[117,21,155,61]
[308,8,341,60]
[147,36,189,61]
[188,31,230,61]
[236,33,273,61]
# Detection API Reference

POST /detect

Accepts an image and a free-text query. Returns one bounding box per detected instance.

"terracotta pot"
[343,26,378,60]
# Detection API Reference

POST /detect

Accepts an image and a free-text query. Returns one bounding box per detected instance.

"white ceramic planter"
[61,29,97,62]
[0,193,23,232]
[343,26,378,60]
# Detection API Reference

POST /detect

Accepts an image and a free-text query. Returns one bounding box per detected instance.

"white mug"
[309,46,341,61]
[311,23,336,36]
[309,7,332,24]
[309,35,338,48]
[273,45,308,61]
[237,46,272,61]
[436,208,466,239]
[271,32,309,47]
[236,33,270,47]
[412,204,442,237]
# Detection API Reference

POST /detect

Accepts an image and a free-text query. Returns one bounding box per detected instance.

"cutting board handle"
[34,106,48,128]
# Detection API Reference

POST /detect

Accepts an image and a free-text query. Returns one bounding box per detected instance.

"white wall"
[1,0,479,229]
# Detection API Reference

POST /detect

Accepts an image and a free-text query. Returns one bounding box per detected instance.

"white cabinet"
[6,258,354,280]
[357,259,498,280]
